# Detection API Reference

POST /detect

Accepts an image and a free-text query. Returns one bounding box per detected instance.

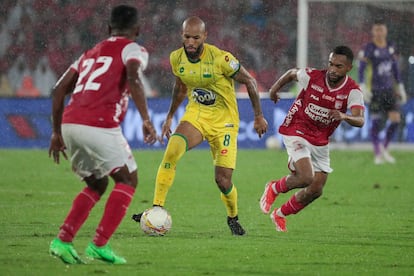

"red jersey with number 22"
[279,68,364,146]
[62,36,148,128]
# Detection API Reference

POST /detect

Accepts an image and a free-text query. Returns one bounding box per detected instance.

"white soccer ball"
[265,136,281,149]
[140,206,172,236]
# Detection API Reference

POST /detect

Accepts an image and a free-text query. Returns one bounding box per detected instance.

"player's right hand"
[254,115,268,138]
[48,132,67,164]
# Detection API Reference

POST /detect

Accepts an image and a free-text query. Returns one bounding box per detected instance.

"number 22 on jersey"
[73,56,113,94]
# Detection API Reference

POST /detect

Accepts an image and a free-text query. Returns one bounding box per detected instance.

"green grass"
[0,148,413,275]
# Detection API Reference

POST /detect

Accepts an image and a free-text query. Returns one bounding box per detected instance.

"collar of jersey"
[186,45,206,64]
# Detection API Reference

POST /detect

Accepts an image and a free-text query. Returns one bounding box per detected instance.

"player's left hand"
[269,90,281,104]
[329,109,345,121]
[48,132,67,164]
[160,118,173,143]
[254,115,268,138]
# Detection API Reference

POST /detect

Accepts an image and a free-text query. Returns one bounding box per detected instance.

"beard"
[327,73,345,86]
[184,43,203,61]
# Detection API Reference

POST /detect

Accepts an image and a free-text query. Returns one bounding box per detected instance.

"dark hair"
[333,45,354,63]
[110,5,138,31]
[373,18,386,26]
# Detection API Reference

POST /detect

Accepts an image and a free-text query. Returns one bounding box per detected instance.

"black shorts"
[369,88,400,114]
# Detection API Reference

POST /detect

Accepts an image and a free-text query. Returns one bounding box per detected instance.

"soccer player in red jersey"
[260,46,365,232]
[48,5,158,264]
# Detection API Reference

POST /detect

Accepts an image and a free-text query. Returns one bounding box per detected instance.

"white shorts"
[62,124,137,179]
[282,135,333,173]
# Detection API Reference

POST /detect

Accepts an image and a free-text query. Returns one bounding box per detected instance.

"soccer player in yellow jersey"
[133,16,268,235]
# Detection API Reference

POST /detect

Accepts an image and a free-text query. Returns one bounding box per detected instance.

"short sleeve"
[219,52,240,77]
[122,42,149,71]
[70,54,83,73]
[348,88,365,109]
[297,68,311,90]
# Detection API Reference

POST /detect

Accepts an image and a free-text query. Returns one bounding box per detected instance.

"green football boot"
[49,238,84,264]
[85,242,127,264]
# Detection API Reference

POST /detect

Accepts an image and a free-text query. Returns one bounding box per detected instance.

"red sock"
[93,183,135,246]
[280,194,305,216]
[274,176,288,194]
[58,187,101,242]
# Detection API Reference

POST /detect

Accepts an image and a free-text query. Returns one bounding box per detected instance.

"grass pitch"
[0,148,413,275]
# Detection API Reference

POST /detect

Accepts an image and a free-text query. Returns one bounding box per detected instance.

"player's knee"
[110,166,136,187]
[214,174,227,186]
[85,175,109,196]
[163,135,187,164]
[163,148,181,163]
[303,186,323,202]
[298,173,314,187]
[215,174,231,192]
[310,188,323,199]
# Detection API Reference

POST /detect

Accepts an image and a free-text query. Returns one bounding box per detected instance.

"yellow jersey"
[170,43,241,127]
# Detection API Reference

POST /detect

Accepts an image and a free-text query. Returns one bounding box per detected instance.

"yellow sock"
[153,134,187,206]
[220,185,238,218]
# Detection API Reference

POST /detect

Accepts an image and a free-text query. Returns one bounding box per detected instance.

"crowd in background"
[0,0,413,98]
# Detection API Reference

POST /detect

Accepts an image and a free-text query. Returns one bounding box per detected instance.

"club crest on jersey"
[192,88,216,105]
[335,100,343,109]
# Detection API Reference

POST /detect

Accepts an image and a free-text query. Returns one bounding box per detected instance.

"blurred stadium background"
[1,0,413,148]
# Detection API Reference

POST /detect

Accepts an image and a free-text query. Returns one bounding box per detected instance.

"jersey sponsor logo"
[336,94,348,100]
[283,99,301,127]
[304,103,332,125]
[220,149,228,155]
[322,94,335,102]
[377,61,392,76]
[311,84,324,93]
[310,94,319,101]
[192,88,216,105]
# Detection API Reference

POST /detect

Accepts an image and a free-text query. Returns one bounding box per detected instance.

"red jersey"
[279,68,364,146]
[62,37,148,128]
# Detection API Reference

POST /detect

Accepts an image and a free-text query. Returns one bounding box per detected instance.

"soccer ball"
[265,136,281,149]
[140,206,172,236]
